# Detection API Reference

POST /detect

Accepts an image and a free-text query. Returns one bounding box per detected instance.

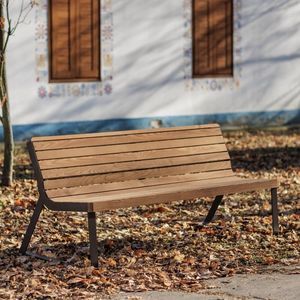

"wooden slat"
[36,136,225,160]
[77,0,100,79]
[50,0,76,79]
[44,161,232,190]
[42,152,230,179]
[31,124,220,142]
[39,144,228,170]
[33,127,222,151]
[52,176,239,202]
[51,179,278,211]
[47,170,235,198]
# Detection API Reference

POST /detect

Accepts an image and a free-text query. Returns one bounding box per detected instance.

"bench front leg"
[203,195,224,225]
[20,197,44,254]
[271,188,279,234]
[88,212,99,267]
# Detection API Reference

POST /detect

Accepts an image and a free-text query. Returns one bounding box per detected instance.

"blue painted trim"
[1,109,299,141]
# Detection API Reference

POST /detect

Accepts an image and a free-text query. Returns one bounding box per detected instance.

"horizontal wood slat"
[36,136,225,160]
[34,127,222,151]
[51,179,278,212]
[42,152,230,179]
[44,161,232,190]
[31,124,220,142]
[47,169,234,198]
[39,144,228,169]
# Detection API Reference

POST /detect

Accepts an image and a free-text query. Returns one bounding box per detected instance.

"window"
[193,0,233,77]
[49,0,100,82]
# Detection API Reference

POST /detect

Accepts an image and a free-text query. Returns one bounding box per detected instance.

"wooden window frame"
[48,0,101,83]
[192,0,234,78]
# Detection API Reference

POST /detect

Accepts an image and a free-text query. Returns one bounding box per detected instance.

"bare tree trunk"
[1,80,14,186]
[0,2,14,186]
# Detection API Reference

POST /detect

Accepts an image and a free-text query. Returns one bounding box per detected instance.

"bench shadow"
[0,236,186,269]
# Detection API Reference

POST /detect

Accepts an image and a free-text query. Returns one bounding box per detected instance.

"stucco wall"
[3,0,300,139]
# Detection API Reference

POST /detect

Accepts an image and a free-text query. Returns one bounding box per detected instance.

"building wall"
[3,0,300,140]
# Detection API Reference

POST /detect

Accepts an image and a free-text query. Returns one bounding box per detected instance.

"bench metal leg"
[88,212,99,267]
[271,188,279,235]
[20,198,44,254]
[203,195,224,225]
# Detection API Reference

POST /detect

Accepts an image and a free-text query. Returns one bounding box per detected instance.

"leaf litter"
[0,129,299,299]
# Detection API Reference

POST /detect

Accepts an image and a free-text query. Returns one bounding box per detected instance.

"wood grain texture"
[42,152,230,179]
[46,170,234,198]
[44,161,232,190]
[51,178,278,212]
[49,0,100,81]
[39,144,228,169]
[31,124,220,142]
[34,127,222,151]
[36,136,225,160]
[193,0,233,77]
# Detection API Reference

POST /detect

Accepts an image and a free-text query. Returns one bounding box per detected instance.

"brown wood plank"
[31,124,220,142]
[42,152,230,179]
[36,136,225,160]
[44,161,232,190]
[33,127,222,151]
[51,178,278,211]
[193,0,233,77]
[91,178,278,211]
[39,144,228,170]
[77,0,100,79]
[47,170,235,198]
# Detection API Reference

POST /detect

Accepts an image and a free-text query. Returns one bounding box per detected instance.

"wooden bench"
[20,124,279,266]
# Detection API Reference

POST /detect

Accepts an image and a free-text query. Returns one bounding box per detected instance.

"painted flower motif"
[102,26,113,40]
[72,86,81,97]
[104,84,112,95]
[36,54,46,68]
[38,86,47,98]
[210,80,218,91]
[35,24,47,40]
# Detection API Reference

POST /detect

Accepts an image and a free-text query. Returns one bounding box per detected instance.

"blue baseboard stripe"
[1,109,299,141]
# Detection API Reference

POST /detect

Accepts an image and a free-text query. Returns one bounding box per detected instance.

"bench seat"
[48,175,277,212]
[20,124,279,267]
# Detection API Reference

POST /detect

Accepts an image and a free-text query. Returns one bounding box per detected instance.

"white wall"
[6,0,300,128]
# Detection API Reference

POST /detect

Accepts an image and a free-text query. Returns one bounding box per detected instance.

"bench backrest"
[29,124,233,192]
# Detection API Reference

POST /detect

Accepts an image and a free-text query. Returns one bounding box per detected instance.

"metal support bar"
[271,188,279,234]
[203,195,224,225]
[88,212,99,267]
[20,198,44,254]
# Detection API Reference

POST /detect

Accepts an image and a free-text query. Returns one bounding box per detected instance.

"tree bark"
[0,1,14,186]
[1,86,14,186]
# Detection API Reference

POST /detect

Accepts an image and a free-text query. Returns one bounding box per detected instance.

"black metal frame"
[88,212,99,267]
[202,189,279,234]
[20,188,279,267]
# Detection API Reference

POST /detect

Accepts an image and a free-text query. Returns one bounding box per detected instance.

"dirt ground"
[0,129,299,299]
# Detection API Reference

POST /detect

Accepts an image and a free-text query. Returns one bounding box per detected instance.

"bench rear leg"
[271,188,279,234]
[88,212,99,267]
[20,198,44,254]
[203,195,224,225]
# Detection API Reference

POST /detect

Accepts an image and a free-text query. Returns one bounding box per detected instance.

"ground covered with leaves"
[0,129,299,299]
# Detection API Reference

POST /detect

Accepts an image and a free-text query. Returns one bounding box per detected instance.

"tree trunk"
[1,91,14,186]
[0,2,14,186]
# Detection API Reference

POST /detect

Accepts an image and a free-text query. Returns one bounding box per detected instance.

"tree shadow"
[229,146,300,171]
